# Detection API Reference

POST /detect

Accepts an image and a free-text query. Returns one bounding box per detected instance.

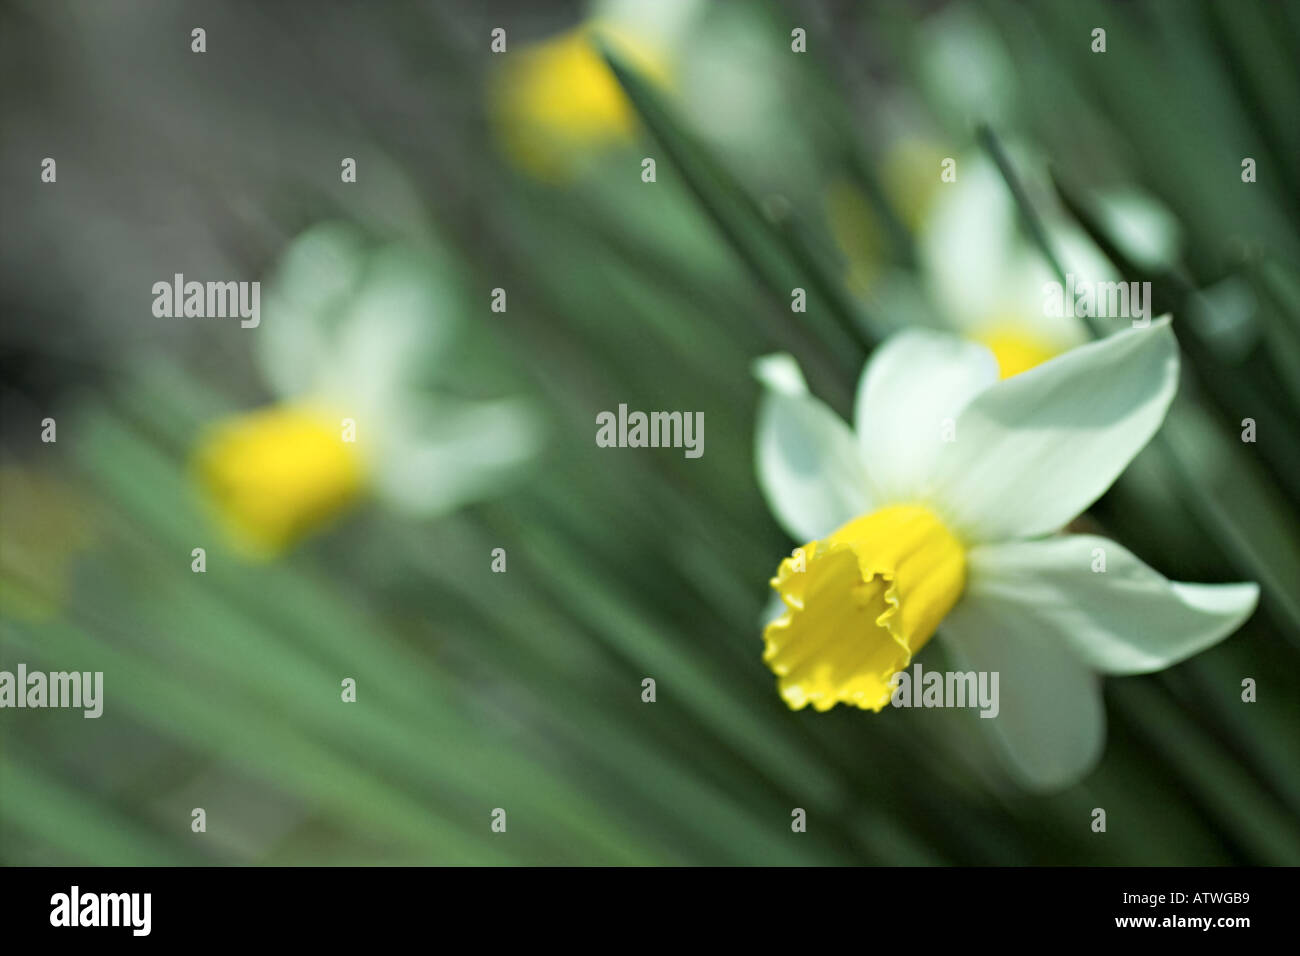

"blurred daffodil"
[918,154,1109,378]
[488,0,698,180]
[194,223,542,558]
[754,322,1257,789]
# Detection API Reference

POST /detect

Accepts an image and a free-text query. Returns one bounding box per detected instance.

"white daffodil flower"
[194,222,542,556]
[754,320,1258,790]
[488,0,701,181]
[915,150,1180,381]
[488,0,813,188]
[918,154,1110,377]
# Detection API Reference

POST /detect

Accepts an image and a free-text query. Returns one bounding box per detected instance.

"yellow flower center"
[975,323,1060,379]
[489,22,672,181]
[192,404,365,557]
[764,504,966,712]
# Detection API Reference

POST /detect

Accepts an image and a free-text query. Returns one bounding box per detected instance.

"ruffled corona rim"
[763,505,966,713]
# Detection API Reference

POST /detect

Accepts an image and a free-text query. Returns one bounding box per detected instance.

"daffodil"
[488,0,698,181]
[826,145,1167,377]
[194,223,542,557]
[918,153,1109,378]
[754,320,1258,789]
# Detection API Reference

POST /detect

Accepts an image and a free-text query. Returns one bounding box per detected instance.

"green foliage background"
[2,0,1298,864]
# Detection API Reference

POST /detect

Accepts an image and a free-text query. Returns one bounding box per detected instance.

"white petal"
[258,223,368,399]
[753,352,808,396]
[371,396,544,517]
[854,329,999,503]
[755,356,871,543]
[981,246,1087,351]
[1054,223,1121,287]
[1092,187,1182,272]
[331,244,459,408]
[594,0,704,46]
[928,319,1178,543]
[1029,226,1116,347]
[941,592,1105,791]
[919,157,1021,332]
[965,536,1259,674]
[259,226,463,406]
